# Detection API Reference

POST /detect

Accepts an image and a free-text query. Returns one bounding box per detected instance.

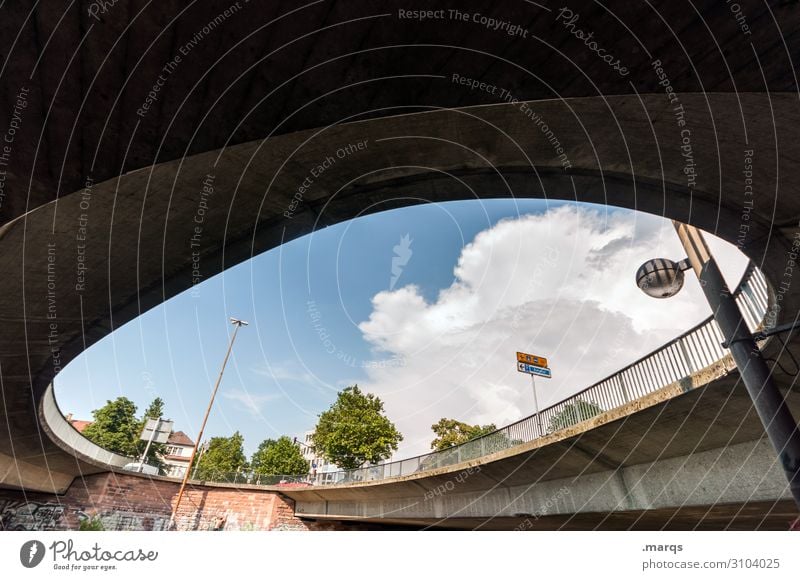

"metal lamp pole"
[673,222,800,509]
[169,317,248,529]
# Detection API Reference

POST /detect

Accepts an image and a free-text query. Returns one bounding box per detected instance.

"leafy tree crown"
[312,385,403,470]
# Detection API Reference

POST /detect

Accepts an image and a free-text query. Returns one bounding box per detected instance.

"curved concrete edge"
[292,438,793,521]
[284,355,739,502]
[39,384,132,470]
[3,91,797,494]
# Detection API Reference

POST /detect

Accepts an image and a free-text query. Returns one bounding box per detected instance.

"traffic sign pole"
[138,418,160,473]
[531,374,543,436]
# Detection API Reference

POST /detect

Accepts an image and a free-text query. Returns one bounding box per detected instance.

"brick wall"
[0,471,323,531]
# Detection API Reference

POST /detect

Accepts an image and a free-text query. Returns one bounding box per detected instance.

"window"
[169,465,186,477]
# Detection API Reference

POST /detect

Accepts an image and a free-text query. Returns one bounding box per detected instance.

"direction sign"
[516,352,548,368]
[517,362,552,378]
[139,418,174,443]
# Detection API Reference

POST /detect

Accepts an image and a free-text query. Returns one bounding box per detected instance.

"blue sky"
[54,199,747,459]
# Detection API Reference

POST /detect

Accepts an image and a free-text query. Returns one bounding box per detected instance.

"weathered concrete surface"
[0,3,799,530]
[1,1,797,223]
[283,370,800,528]
[3,91,800,495]
[333,500,800,531]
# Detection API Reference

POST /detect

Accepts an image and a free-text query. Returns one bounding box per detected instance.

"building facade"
[161,431,195,478]
[299,430,341,483]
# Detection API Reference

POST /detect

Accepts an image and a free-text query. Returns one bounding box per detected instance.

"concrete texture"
[3,91,800,495]
[1,1,797,223]
[281,369,800,528]
[0,2,799,528]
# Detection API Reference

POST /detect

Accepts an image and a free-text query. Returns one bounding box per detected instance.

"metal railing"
[297,265,770,486]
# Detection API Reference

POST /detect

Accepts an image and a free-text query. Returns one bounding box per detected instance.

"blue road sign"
[517,362,552,378]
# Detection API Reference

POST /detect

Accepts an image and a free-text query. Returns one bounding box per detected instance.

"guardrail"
[298,264,770,486]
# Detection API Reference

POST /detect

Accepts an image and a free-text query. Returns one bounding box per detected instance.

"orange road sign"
[516,352,548,368]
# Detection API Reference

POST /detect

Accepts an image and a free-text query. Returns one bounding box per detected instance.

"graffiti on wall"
[0,499,260,531]
[0,500,65,531]
[77,510,169,532]
[0,499,173,531]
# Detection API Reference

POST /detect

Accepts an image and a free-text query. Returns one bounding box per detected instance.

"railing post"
[619,374,631,404]
[678,337,695,374]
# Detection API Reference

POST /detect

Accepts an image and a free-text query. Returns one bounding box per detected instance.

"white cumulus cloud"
[357,205,748,457]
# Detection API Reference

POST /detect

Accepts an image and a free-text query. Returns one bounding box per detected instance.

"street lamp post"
[169,317,248,529]
[637,222,800,511]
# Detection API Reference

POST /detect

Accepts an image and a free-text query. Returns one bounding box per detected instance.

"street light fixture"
[169,317,249,529]
[635,258,689,299]
[637,221,800,512]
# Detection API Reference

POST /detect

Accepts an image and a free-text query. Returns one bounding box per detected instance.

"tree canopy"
[547,399,604,433]
[82,397,142,457]
[142,397,165,420]
[312,385,403,470]
[192,431,247,480]
[138,397,167,470]
[430,418,497,451]
[250,436,308,475]
[81,396,170,473]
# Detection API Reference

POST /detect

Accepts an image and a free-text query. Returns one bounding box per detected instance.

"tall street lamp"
[169,317,249,529]
[636,221,800,512]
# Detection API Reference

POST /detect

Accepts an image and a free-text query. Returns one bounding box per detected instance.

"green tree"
[192,431,247,480]
[547,399,604,433]
[142,397,165,420]
[136,397,167,472]
[420,427,520,471]
[250,438,276,472]
[82,397,142,456]
[81,396,171,474]
[250,436,308,475]
[312,385,403,470]
[430,418,497,451]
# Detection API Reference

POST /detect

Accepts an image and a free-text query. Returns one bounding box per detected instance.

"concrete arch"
[1,92,799,493]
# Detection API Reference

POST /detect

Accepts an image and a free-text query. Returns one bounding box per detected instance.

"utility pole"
[169,318,248,529]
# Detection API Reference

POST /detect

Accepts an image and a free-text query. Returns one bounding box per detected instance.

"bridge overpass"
[285,363,799,530]
[1,1,800,529]
[21,266,800,529]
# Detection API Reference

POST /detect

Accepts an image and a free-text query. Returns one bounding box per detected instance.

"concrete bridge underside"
[0,2,799,529]
[284,363,800,529]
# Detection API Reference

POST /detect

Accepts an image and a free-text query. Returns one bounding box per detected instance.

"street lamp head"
[636,258,685,299]
[229,317,249,326]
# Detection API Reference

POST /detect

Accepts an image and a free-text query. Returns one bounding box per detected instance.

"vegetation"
[430,418,497,451]
[81,396,169,473]
[82,397,144,457]
[137,397,167,472]
[78,516,105,531]
[191,431,247,480]
[250,436,309,475]
[547,399,604,433]
[312,385,403,470]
